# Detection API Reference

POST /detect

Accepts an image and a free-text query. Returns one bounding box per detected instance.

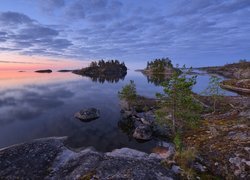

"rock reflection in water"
[144,73,171,86]
[87,73,127,83]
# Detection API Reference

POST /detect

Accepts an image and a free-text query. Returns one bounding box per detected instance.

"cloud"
[0,0,249,65]
[171,0,250,16]
[0,11,33,26]
[0,11,73,58]
[39,0,65,13]
[0,60,46,64]
[64,0,122,22]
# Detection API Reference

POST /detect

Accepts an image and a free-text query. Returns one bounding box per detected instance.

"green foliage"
[156,67,202,132]
[118,80,137,102]
[203,75,224,113]
[146,58,174,73]
[174,132,183,152]
[174,148,197,179]
[90,59,125,68]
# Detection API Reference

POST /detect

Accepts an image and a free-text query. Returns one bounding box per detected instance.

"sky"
[0,0,249,69]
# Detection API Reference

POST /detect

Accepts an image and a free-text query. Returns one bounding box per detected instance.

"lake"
[0,70,236,152]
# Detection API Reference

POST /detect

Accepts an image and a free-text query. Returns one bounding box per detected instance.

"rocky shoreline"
[220,79,250,94]
[0,137,178,179]
[199,61,250,79]
[118,92,250,179]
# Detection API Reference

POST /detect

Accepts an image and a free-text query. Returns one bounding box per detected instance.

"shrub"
[118,80,137,102]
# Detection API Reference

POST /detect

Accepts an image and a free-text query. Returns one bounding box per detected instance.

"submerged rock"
[74,108,100,122]
[0,137,177,179]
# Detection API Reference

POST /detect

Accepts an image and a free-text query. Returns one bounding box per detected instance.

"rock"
[0,137,177,179]
[140,118,151,125]
[136,111,155,125]
[121,110,133,119]
[133,125,152,140]
[153,124,172,138]
[209,126,219,137]
[35,69,52,73]
[202,61,250,79]
[227,131,249,141]
[151,142,175,159]
[220,79,250,94]
[229,156,250,178]
[134,119,144,128]
[239,109,250,119]
[74,108,100,121]
[193,162,207,173]
[106,148,148,159]
[120,99,130,111]
[171,165,181,174]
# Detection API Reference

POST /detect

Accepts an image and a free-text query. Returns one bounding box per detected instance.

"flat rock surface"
[0,137,177,180]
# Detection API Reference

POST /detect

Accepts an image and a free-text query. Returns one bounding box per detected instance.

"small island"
[139,58,180,76]
[35,69,52,73]
[72,60,127,83]
[137,58,180,86]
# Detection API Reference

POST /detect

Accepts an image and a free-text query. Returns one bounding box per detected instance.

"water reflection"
[0,69,237,153]
[144,73,170,86]
[87,74,126,83]
[74,71,127,83]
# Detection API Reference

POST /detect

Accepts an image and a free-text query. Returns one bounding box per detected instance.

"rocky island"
[139,58,180,75]
[137,58,181,86]
[73,60,127,83]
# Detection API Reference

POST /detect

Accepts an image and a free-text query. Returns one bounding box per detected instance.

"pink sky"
[0,53,88,71]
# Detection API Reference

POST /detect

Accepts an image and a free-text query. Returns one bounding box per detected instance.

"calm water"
[0,70,236,152]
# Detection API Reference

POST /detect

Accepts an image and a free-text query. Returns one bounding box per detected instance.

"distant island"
[73,60,127,83]
[138,58,180,75]
[35,69,52,73]
[58,70,73,72]
[136,58,180,86]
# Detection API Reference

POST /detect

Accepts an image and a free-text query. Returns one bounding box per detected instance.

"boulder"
[136,111,155,125]
[74,108,100,121]
[133,125,152,140]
